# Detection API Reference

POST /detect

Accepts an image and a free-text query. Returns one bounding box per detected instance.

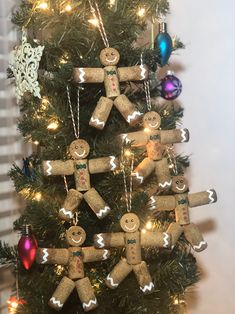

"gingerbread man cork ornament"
[42,87,119,221]
[37,226,110,312]
[149,175,217,252]
[42,138,119,220]
[73,47,148,129]
[120,111,189,190]
[94,213,171,293]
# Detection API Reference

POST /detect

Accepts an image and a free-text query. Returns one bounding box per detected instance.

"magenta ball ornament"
[160,71,182,100]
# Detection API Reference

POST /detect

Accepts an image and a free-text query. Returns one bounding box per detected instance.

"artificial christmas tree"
[0,1,217,313]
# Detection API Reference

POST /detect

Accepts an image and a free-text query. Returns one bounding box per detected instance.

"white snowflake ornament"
[9,31,44,102]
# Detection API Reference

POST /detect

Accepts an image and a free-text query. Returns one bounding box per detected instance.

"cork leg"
[114,94,142,125]
[48,276,75,311]
[184,223,207,252]
[75,277,98,312]
[89,96,113,130]
[155,158,172,191]
[167,222,184,249]
[132,158,156,185]
[83,187,111,219]
[105,258,132,289]
[132,261,154,294]
[59,189,83,221]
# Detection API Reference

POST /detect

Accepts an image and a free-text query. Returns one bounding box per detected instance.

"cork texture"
[59,189,83,221]
[73,67,104,83]
[36,248,69,265]
[49,276,75,310]
[104,65,121,98]
[42,160,74,176]
[68,248,84,280]
[155,158,171,190]
[133,158,156,184]
[75,277,98,312]
[141,231,170,248]
[132,261,153,294]
[146,140,163,161]
[184,223,207,252]
[82,247,110,263]
[175,194,190,225]
[167,222,184,247]
[83,188,110,219]
[188,189,217,208]
[94,232,125,248]
[152,195,176,211]
[125,231,142,265]
[118,65,149,82]
[105,258,132,289]
[89,96,113,129]
[88,156,118,174]
[74,160,91,191]
[114,94,141,125]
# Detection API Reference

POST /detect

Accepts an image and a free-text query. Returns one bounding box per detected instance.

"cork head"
[172,176,188,194]
[69,139,90,160]
[100,47,120,66]
[143,111,161,130]
[120,213,140,233]
[66,226,86,246]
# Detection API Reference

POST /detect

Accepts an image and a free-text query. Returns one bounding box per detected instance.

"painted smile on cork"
[124,224,137,231]
[106,56,117,63]
[176,185,186,191]
[71,237,82,244]
[75,150,86,158]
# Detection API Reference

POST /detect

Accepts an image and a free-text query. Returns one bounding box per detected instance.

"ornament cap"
[21,224,32,236]
[159,22,167,33]
[166,70,174,76]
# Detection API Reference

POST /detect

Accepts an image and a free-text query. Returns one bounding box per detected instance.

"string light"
[124,149,132,158]
[7,296,25,313]
[55,265,64,275]
[137,8,146,17]
[33,140,39,145]
[141,229,146,234]
[47,120,59,130]
[144,127,150,133]
[145,221,153,230]
[33,192,42,202]
[41,97,50,110]
[36,1,48,10]
[88,18,99,27]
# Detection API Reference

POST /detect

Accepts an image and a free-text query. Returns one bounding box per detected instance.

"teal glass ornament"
[154,22,173,66]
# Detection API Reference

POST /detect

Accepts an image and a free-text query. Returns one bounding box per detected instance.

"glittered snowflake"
[9,31,44,102]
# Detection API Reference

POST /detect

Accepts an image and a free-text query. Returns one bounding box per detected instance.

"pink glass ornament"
[18,225,37,270]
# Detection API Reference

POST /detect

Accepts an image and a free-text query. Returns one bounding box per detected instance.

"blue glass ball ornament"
[160,71,182,100]
[154,22,173,67]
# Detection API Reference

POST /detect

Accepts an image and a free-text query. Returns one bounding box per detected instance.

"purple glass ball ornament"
[161,71,182,100]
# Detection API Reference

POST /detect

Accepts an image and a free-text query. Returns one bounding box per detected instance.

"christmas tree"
[0,0,217,313]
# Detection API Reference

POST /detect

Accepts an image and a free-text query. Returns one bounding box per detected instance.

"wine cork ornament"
[37,226,110,312]
[149,175,217,252]
[94,213,171,294]
[42,139,119,220]
[73,47,149,129]
[120,111,190,190]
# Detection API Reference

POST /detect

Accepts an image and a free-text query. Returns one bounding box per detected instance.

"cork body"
[146,136,163,161]
[36,248,69,265]
[74,160,91,191]
[59,189,83,221]
[155,158,171,190]
[76,277,98,312]
[175,194,190,225]
[125,231,142,265]
[88,156,118,174]
[118,65,148,82]
[114,94,141,125]
[68,247,84,280]
[73,67,104,83]
[42,160,74,176]
[83,188,110,219]
[132,261,154,294]
[89,96,113,130]
[184,223,207,252]
[104,66,120,98]
[133,158,156,185]
[49,276,75,310]
[160,128,190,144]
[188,189,217,208]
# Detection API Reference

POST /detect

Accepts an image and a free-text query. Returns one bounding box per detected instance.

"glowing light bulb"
[36,1,48,10]
[33,192,42,202]
[47,121,59,130]
[146,221,152,230]
[64,4,72,12]
[124,149,132,157]
[41,97,49,109]
[141,229,146,234]
[33,140,39,145]
[88,18,99,27]
[144,127,150,133]
[137,8,146,17]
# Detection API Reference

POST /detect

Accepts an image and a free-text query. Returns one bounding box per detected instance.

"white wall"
[168,1,235,313]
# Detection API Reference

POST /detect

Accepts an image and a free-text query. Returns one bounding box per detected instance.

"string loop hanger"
[88,0,110,48]
[141,53,151,112]
[121,143,134,213]
[66,86,80,139]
